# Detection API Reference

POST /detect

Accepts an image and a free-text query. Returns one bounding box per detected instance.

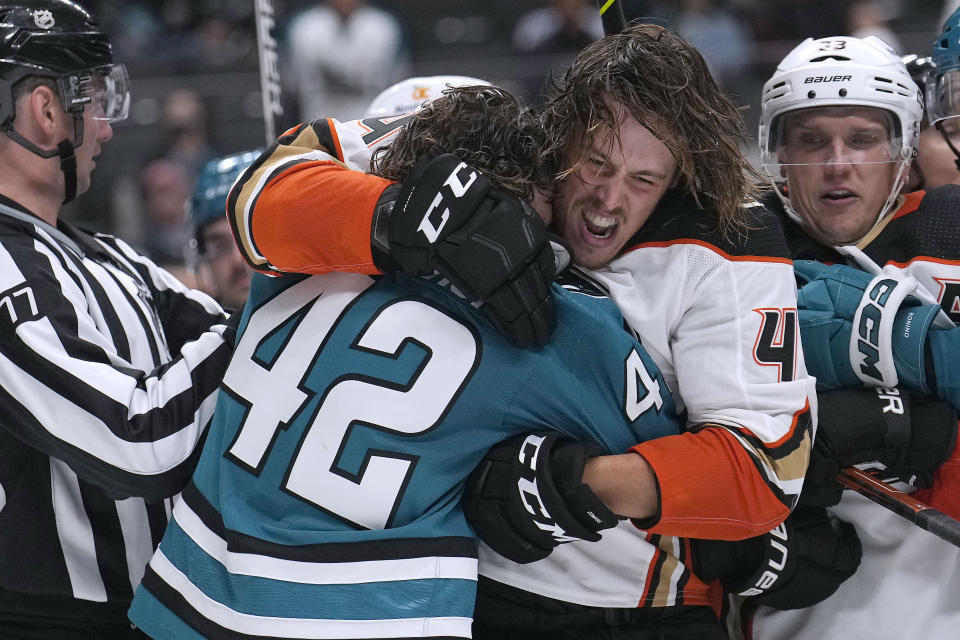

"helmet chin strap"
[934,120,960,173]
[1,110,83,204]
[776,154,912,248]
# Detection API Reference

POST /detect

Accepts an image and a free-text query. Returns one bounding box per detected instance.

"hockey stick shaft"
[595,0,627,36]
[837,467,960,549]
[253,0,283,144]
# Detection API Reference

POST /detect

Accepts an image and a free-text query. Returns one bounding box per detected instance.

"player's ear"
[32,85,60,131]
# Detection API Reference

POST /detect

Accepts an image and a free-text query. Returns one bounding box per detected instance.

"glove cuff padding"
[848,271,922,388]
[370,183,401,273]
[898,396,959,488]
[801,387,959,507]
[888,304,942,394]
[549,438,622,533]
[691,506,861,610]
[463,432,619,564]
[928,326,960,410]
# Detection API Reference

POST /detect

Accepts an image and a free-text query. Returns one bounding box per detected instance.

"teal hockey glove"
[928,328,960,411]
[795,260,943,394]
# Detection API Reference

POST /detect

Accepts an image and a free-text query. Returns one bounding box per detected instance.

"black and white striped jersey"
[0,195,235,624]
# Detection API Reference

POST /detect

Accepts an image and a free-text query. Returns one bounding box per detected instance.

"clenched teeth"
[584,211,616,228]
[826,189,855,199]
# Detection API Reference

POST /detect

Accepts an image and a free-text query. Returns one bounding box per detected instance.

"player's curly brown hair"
[540,22,762,234]
[371,85,551,201]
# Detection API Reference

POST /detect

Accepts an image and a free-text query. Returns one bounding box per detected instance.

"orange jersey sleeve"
[228,119,401,276]
[250,161,391,274]
[629,426,797,541]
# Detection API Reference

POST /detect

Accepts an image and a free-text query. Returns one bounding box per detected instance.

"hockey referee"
[0,2,236,638]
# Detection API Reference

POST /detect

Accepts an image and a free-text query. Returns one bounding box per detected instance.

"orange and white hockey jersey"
[745,188,960,640]
[226,117,817,610]
[479,191,816,608]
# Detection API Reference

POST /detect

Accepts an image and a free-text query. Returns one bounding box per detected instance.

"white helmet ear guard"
[758,36,923,241]
[363,75,492,119]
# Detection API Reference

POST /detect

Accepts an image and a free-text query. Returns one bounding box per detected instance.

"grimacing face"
[551,106,678,269]
[779,106,899,245]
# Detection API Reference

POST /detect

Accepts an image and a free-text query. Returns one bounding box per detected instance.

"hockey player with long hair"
[128,83,684,640]
[218,24,816,639]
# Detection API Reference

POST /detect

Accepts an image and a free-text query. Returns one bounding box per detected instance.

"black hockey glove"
[801,387,958,507]
[691,505,862,610]
[463,432,621,564]
[371,153,567,349]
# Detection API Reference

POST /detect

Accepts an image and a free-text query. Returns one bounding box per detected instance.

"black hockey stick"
[837,467,960,549]
[254,0,284,144]
[595,0,627,36]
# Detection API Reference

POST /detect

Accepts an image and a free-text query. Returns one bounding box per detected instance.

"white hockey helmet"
[758,36,923,238]
[363,75,492,118]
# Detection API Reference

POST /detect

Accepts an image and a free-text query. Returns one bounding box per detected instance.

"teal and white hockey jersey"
[128,270,679,639]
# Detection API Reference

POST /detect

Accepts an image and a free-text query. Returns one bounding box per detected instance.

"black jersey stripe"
[0,212,231,617]
[181,481,477,564]
[78,478,133,601]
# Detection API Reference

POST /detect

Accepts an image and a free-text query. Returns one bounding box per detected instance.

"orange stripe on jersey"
[730,402,812,491]
[251,161,394,274]
[884,255,960,269]
[631,428,790,540]
[632,533,713,607]
[324,118,345,161]
[654,535,711,607]
[746,397,810,450]
[892,190,924,220]
[638,534,661,604]
[622,239,793,264]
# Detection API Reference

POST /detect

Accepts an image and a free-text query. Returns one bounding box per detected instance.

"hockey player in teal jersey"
[128,86,680,640]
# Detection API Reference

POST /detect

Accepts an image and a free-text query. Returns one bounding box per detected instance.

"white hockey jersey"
[479,191,818,607]
[748,188,960,640]
[226,117,817,610]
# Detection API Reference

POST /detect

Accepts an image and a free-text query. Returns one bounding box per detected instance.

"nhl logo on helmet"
[32,10,55,29]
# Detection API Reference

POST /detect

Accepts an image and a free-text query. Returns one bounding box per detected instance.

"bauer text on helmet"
[759,35,922,246]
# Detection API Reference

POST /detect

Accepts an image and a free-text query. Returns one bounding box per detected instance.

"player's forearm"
[582,452,659,519]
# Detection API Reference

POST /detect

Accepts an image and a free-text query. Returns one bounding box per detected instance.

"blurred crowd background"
[75,0,953,281]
